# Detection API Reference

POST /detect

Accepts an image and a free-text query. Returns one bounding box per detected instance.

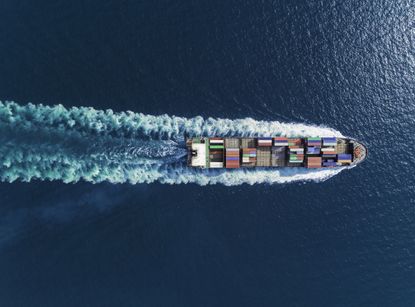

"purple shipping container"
[307,147,321,154]
[338,154,352,160]
[323,162,337,167]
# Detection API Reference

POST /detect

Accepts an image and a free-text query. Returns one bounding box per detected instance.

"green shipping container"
[209,145,224,149]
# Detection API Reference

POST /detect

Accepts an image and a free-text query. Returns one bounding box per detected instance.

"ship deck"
[187,137,364,169]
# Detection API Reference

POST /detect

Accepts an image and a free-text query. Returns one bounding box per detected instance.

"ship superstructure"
[187,137,367,168]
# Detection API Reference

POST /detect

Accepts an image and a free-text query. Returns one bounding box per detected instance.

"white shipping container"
[210,162,224,168]
[210,140,224,144]
[274,142,288,146]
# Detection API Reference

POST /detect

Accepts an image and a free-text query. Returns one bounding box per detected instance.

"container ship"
[187,137,367,168]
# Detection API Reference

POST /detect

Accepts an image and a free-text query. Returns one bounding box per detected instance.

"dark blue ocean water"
[0,1,414,306]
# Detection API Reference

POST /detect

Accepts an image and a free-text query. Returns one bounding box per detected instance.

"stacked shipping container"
[307,157,322,168]
[307,137,322,147]
[288,138,302,147]
[242,148,257,164]
[208,138,224,168]
[307,137,321,160]
[197,136,355,169]
[272,147,286,166]
[288,138,304,163]
[225,138,240,148]
[338,154,352,164]
[258,138,272,147]
[323,160,337,167]
[307,147,321,154]
[321,137,337,158]
[273,137,289,146]
[256,147,272,166]
[209,137,224,150]
[226,148,240,168]
[322,137,337,146]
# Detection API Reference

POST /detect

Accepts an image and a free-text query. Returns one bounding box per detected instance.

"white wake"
[0,101,347,185]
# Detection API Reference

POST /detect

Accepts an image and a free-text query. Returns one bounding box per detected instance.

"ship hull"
[187,137,367,169]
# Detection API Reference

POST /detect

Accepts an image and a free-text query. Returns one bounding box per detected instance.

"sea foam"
[0,101,346,185]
